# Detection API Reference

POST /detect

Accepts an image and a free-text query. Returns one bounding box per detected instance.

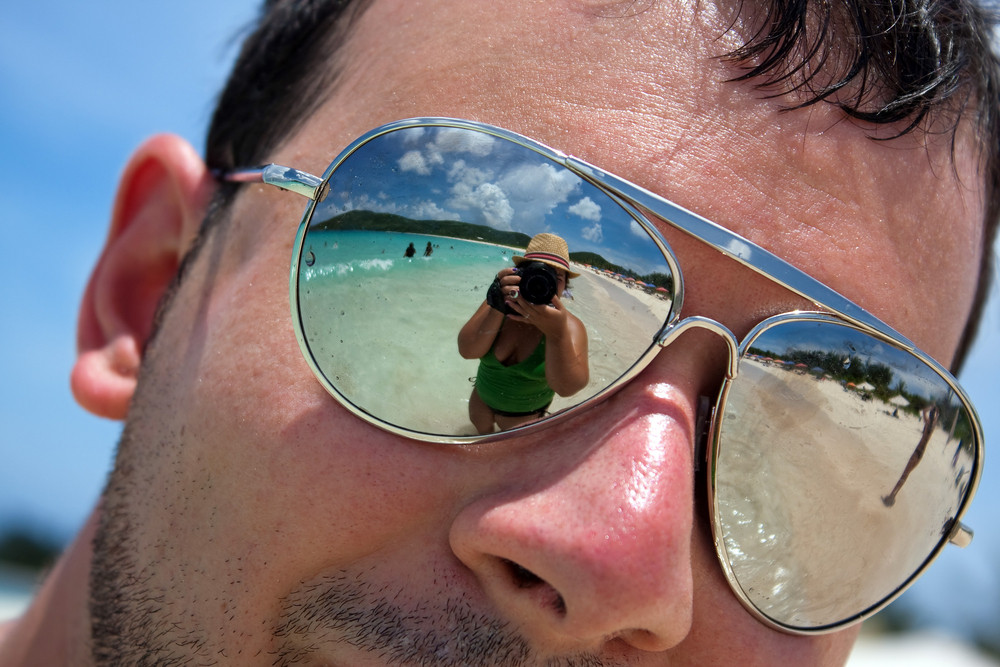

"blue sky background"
[1,1,998,645]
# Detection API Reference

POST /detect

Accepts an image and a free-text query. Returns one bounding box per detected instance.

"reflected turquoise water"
[298,230,516,435]
[300,229,516,279]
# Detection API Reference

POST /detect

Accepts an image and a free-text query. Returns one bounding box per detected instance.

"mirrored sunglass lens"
[293,124,677,437]
[713,317,978,630]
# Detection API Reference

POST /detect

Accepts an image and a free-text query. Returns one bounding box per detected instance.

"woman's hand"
[504,292,569,338]
[497,267,521,297]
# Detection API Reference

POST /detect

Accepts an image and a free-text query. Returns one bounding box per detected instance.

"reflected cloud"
[570,196,603,222]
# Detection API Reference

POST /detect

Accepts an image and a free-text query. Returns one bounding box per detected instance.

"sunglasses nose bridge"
[657,316,740,380]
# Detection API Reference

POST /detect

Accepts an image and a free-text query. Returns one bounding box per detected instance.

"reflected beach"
[297,228,670,435]
[714,342,977,628]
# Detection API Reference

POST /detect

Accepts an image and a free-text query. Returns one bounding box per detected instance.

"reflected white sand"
[715,360,975,627]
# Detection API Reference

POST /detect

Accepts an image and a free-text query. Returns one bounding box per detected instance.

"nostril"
[501,558,567,615]
[503,558,543,588]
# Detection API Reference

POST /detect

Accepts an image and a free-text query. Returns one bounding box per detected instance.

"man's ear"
[70,134,215,420]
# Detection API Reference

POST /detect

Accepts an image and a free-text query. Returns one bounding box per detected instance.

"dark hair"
[204,0,372,213]
[202,0,999,370]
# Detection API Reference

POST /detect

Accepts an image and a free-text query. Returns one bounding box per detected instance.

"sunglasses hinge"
[217,164,330,201]
[948,520,974,548]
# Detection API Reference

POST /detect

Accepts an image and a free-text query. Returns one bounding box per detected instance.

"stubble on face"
[272,572,631,667]
[90,424,216,665]
[87,218,241,665]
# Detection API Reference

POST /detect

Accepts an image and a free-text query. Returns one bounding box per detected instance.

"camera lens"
[518,262,558,304]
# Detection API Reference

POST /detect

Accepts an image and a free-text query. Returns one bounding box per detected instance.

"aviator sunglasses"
[219,117,983,635]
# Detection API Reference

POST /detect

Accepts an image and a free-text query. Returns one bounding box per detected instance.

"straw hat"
[513,233,580,278]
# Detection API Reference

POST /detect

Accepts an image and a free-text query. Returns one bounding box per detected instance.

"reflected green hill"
[314,210,532,248]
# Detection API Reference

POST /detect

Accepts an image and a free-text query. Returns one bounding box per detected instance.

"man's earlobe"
[70,134,215,420]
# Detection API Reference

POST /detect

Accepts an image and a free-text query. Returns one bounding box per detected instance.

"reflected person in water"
[459,233,589,433]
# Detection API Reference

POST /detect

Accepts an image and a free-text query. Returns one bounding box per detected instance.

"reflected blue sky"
[323,123,673,275]
[0,0,997,645]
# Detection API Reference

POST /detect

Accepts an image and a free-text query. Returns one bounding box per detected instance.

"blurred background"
[1,2,997,663]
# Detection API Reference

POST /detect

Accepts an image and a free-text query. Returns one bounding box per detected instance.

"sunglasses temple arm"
[214,164,330,202]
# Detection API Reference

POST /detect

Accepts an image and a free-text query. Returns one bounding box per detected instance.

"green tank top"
[475,337,553,413]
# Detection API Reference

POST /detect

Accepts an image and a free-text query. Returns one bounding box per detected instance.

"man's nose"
[449,382,699,653]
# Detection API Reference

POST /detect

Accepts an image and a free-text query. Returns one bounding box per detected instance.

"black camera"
[485,261,560,315]
[516,261,559,305]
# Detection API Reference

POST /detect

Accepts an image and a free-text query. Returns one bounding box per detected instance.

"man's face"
[92,0,984,664]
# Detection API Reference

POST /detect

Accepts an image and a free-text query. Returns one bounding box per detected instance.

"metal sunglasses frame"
[220,116,983,634]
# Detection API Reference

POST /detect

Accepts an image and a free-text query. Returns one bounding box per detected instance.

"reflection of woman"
[458,233,589,433]
[882,404,940,507]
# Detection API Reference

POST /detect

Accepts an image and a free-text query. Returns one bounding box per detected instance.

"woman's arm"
[457,300,506,359]
[458,268,520,359]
